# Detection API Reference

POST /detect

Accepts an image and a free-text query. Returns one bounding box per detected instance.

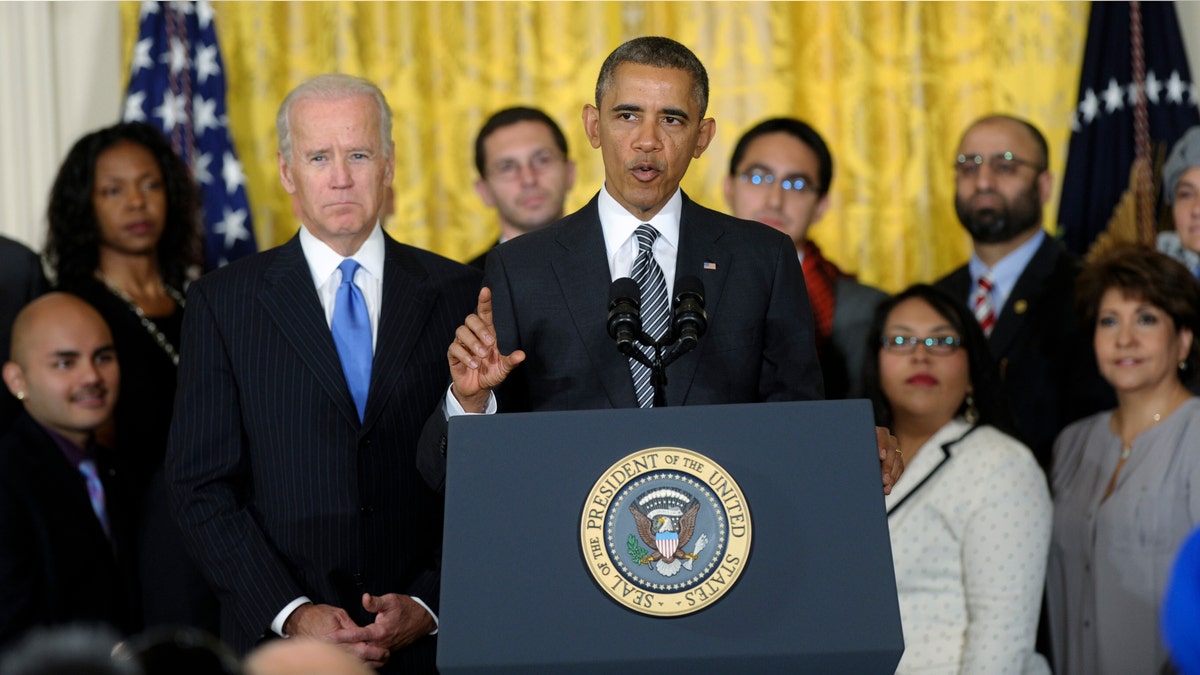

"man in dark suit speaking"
[421,37,901,493]
[166,74,479,672]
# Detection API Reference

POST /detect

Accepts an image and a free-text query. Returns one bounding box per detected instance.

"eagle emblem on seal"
[629,488,709,577]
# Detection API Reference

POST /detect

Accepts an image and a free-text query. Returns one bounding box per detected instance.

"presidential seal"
[579,447,752,617]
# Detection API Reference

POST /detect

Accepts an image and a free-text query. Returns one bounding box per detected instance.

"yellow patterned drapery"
[121,1,1087,292]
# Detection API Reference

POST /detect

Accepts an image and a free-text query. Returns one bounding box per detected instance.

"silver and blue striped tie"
[629,224,669,407]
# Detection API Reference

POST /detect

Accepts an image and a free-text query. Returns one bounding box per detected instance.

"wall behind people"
[0,2,121,251]
[9,2,1200,290]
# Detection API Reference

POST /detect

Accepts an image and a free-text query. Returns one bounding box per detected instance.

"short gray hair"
[594,36,709,117]
[1165,126,1200,204]
[276,73,393,162]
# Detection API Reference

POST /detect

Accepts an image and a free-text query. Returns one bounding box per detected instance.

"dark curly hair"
[45,122,201,290]
[862,283,1015,435]
[1077,242,1200,382]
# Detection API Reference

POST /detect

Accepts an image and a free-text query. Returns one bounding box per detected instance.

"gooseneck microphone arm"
[607,277,652,368]
[608,276,707,406]
[661,275,707,368]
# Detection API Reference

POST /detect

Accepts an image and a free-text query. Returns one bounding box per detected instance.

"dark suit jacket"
[935,235,1113,469]
[0,413,135,647]
[419,193,823,492]
[0,236,47,433]
[165,232,479,671]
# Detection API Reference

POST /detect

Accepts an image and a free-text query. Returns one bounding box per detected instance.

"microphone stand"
[619,330,700,407]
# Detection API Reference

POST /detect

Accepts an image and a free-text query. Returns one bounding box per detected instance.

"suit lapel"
[360,236,435,431]
[668,196,732,406]
[550,199,640,408]
[989,236,1058,357]
[258,236,360,426]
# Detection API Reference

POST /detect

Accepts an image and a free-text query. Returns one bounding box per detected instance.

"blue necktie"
[332,259,373,420]
[629,224,669,408]
[77,459,110,539]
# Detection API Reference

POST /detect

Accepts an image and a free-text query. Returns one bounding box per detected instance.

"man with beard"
[468,107,576,270]
[935,114,1111,469]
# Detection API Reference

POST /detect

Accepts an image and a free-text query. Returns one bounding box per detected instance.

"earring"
[15,391,23,401]
[1181,359,1189,372]
[963,392,979,425]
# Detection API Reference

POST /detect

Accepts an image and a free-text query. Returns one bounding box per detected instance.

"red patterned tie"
[972,273,996,336]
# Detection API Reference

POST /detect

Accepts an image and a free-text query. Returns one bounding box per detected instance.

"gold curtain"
[121,1,1087,292]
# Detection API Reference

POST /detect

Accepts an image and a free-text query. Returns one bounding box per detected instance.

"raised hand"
[448,287,525,412]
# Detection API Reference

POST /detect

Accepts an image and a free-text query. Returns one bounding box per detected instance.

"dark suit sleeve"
[0,471,40,645]
[165,281,305,638]
[760,234,825,401]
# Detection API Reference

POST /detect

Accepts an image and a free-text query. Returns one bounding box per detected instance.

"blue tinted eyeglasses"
[738,172,816,193]
[881,334,963,355]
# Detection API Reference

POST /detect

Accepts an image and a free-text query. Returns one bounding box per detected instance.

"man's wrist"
[275,597,313,637]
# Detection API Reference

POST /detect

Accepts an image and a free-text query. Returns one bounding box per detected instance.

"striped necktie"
[971,272,997,337]
[629,224,669,408]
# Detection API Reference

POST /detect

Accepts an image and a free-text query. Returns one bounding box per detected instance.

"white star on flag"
[153,90,189,129]
[161,36,190,76]
[132,38,155,74]
[193,95,219,136]
[1147,70,1163,104]
[196,0,213,29]
[213,206,250,249]
[1102,78,1125,113]
[196,44,220,84]
[222,151,246,194]
[1080,88,1100,124]
[124,91,148,123]
[1168,70,1186,103]
[192,152,213,185]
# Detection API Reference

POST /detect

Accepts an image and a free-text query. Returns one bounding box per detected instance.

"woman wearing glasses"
[863,284,1050,674]
[1046,243,1200,675]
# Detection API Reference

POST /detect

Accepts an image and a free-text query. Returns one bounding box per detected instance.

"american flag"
[1058,1,1199,254]
[123,1,256,270]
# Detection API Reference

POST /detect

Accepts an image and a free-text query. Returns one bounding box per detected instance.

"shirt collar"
[968,228,1045,301]
[40,422,93,469]
[298,222,385,287]
[598,184,682,253]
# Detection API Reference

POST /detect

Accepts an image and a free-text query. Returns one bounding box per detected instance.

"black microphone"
[608,277,642,352]
[672,275,707,350]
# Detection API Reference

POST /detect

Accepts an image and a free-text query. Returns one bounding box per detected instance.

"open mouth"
[631,162,661,182]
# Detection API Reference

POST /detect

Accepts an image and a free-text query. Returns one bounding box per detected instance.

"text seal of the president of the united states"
[579,446,752,617]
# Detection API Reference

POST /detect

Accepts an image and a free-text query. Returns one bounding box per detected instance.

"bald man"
[0,293,135,646]
[244,638,374,675]
[934,114,1112,469]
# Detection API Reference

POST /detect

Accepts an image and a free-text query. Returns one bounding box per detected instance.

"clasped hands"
[447,288,904,492]
[283,593,434,669]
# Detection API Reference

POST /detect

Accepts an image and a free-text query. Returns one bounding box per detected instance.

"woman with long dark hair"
[45,121,214,633]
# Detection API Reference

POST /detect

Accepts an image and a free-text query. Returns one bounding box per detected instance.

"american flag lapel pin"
[703,261,717,270]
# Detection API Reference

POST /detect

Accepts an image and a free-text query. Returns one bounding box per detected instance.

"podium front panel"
[439,400,903,673]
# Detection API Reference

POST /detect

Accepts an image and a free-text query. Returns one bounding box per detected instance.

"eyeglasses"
[737,171,817,194]
[881,334,963,355]
[488,150,565,182]
[954,152,1045,179]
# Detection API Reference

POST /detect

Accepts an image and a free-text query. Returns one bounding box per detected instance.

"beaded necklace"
[96,272,186,367]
